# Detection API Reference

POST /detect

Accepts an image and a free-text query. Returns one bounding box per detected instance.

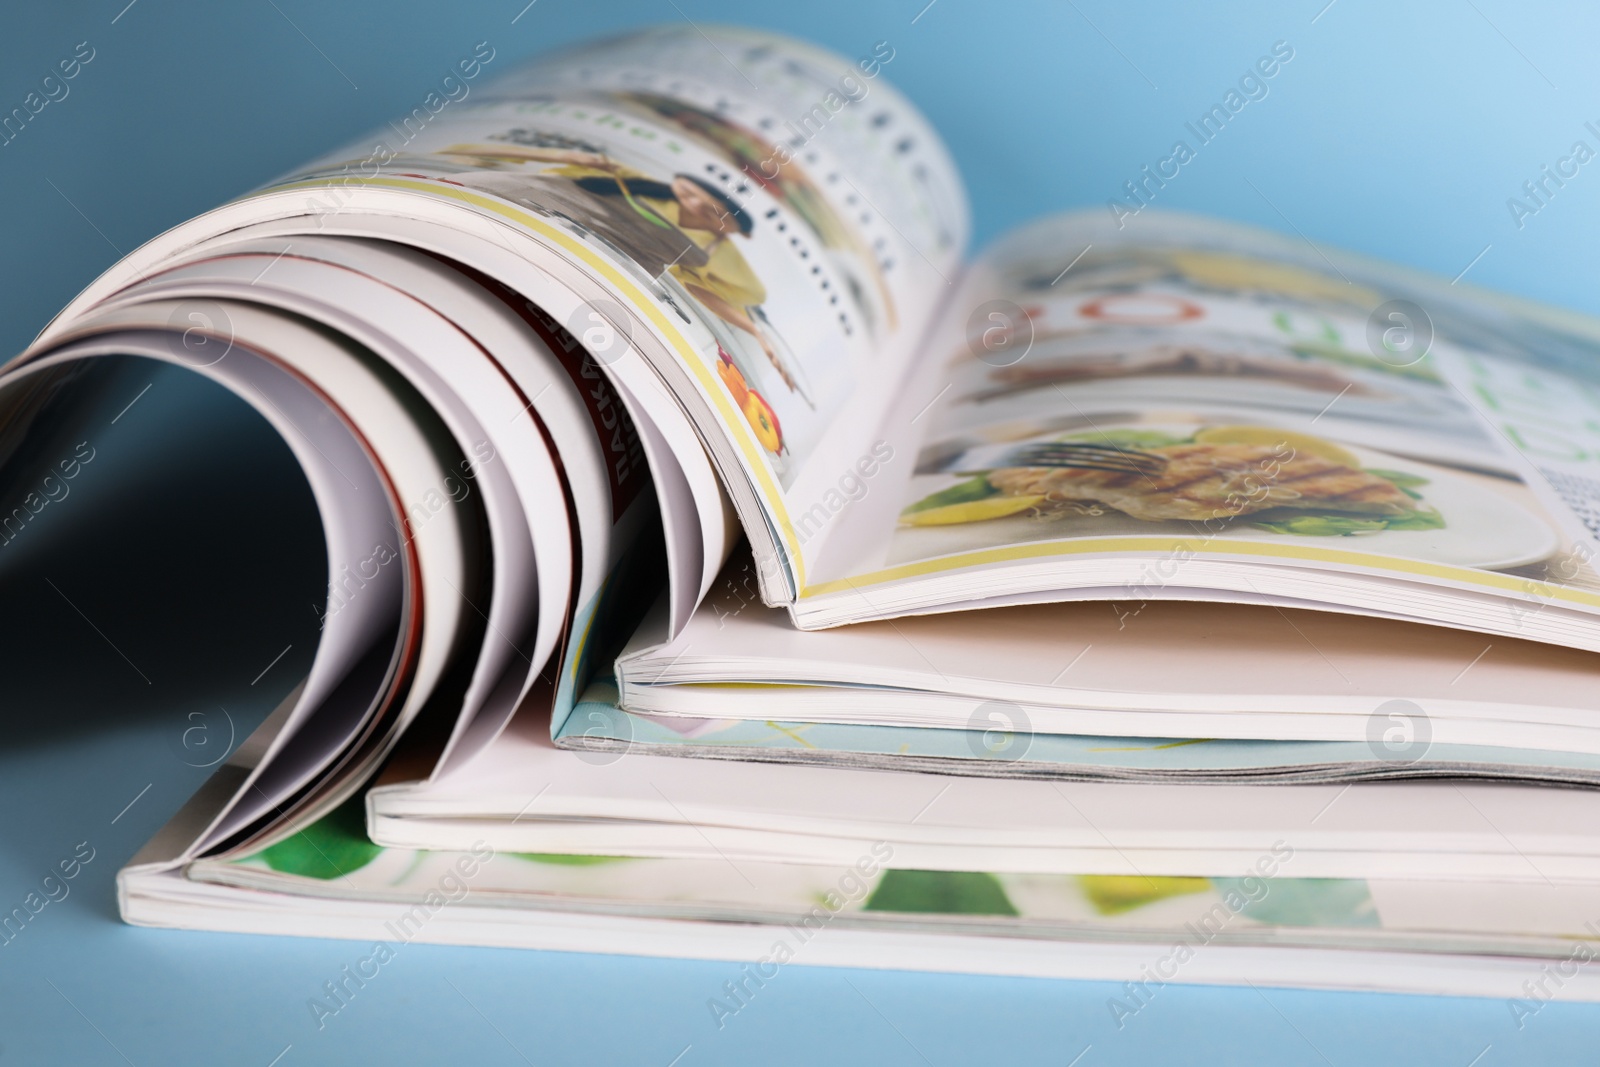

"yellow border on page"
[798,534,1600,611]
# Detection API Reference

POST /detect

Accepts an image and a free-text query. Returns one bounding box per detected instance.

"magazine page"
[203,208,735,635]
[125,839,1600,1002]
[561,691,1600,787]
[369,692,1600,881]
[614,570,1600,756]
[29,28,966,613]
[261,26,967,604]
[183,793,1600,967]
[798,210,1600,645]
[11,302,448,853]
[15,25,972,816]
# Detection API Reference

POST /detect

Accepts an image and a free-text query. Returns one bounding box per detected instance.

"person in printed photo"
[441,139,799,392]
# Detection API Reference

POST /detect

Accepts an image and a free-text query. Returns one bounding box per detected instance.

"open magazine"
[11,24,1600,1001]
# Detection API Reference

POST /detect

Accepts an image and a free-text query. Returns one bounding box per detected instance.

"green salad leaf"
[1382,507,1446,531]
[901,474,998,515]
[1365,468,1431,500]
[1254,507,1445,537]
[1364,468,1430,488]
[1255,515,1390,536]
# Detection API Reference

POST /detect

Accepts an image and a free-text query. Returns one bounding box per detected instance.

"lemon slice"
[1194,425,1360,468]
[900,494,1045,526]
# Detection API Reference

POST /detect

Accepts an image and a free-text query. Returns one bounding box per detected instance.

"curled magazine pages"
[6,24,1600,1001]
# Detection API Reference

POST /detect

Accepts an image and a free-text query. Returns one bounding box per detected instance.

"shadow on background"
[0,356,325,750]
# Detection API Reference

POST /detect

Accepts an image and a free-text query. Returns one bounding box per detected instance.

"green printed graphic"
[258,799,382,881]
[864,870,1019,916]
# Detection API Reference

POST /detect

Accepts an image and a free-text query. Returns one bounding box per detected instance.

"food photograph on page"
[2,2,1599,1065]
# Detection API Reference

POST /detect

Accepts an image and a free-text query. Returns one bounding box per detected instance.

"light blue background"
[3,0,1599,1062]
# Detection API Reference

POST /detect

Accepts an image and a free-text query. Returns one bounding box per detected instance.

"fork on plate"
[937,439,1169,476]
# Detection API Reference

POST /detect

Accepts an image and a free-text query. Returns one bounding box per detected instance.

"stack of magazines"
[14,25,1600,1005]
